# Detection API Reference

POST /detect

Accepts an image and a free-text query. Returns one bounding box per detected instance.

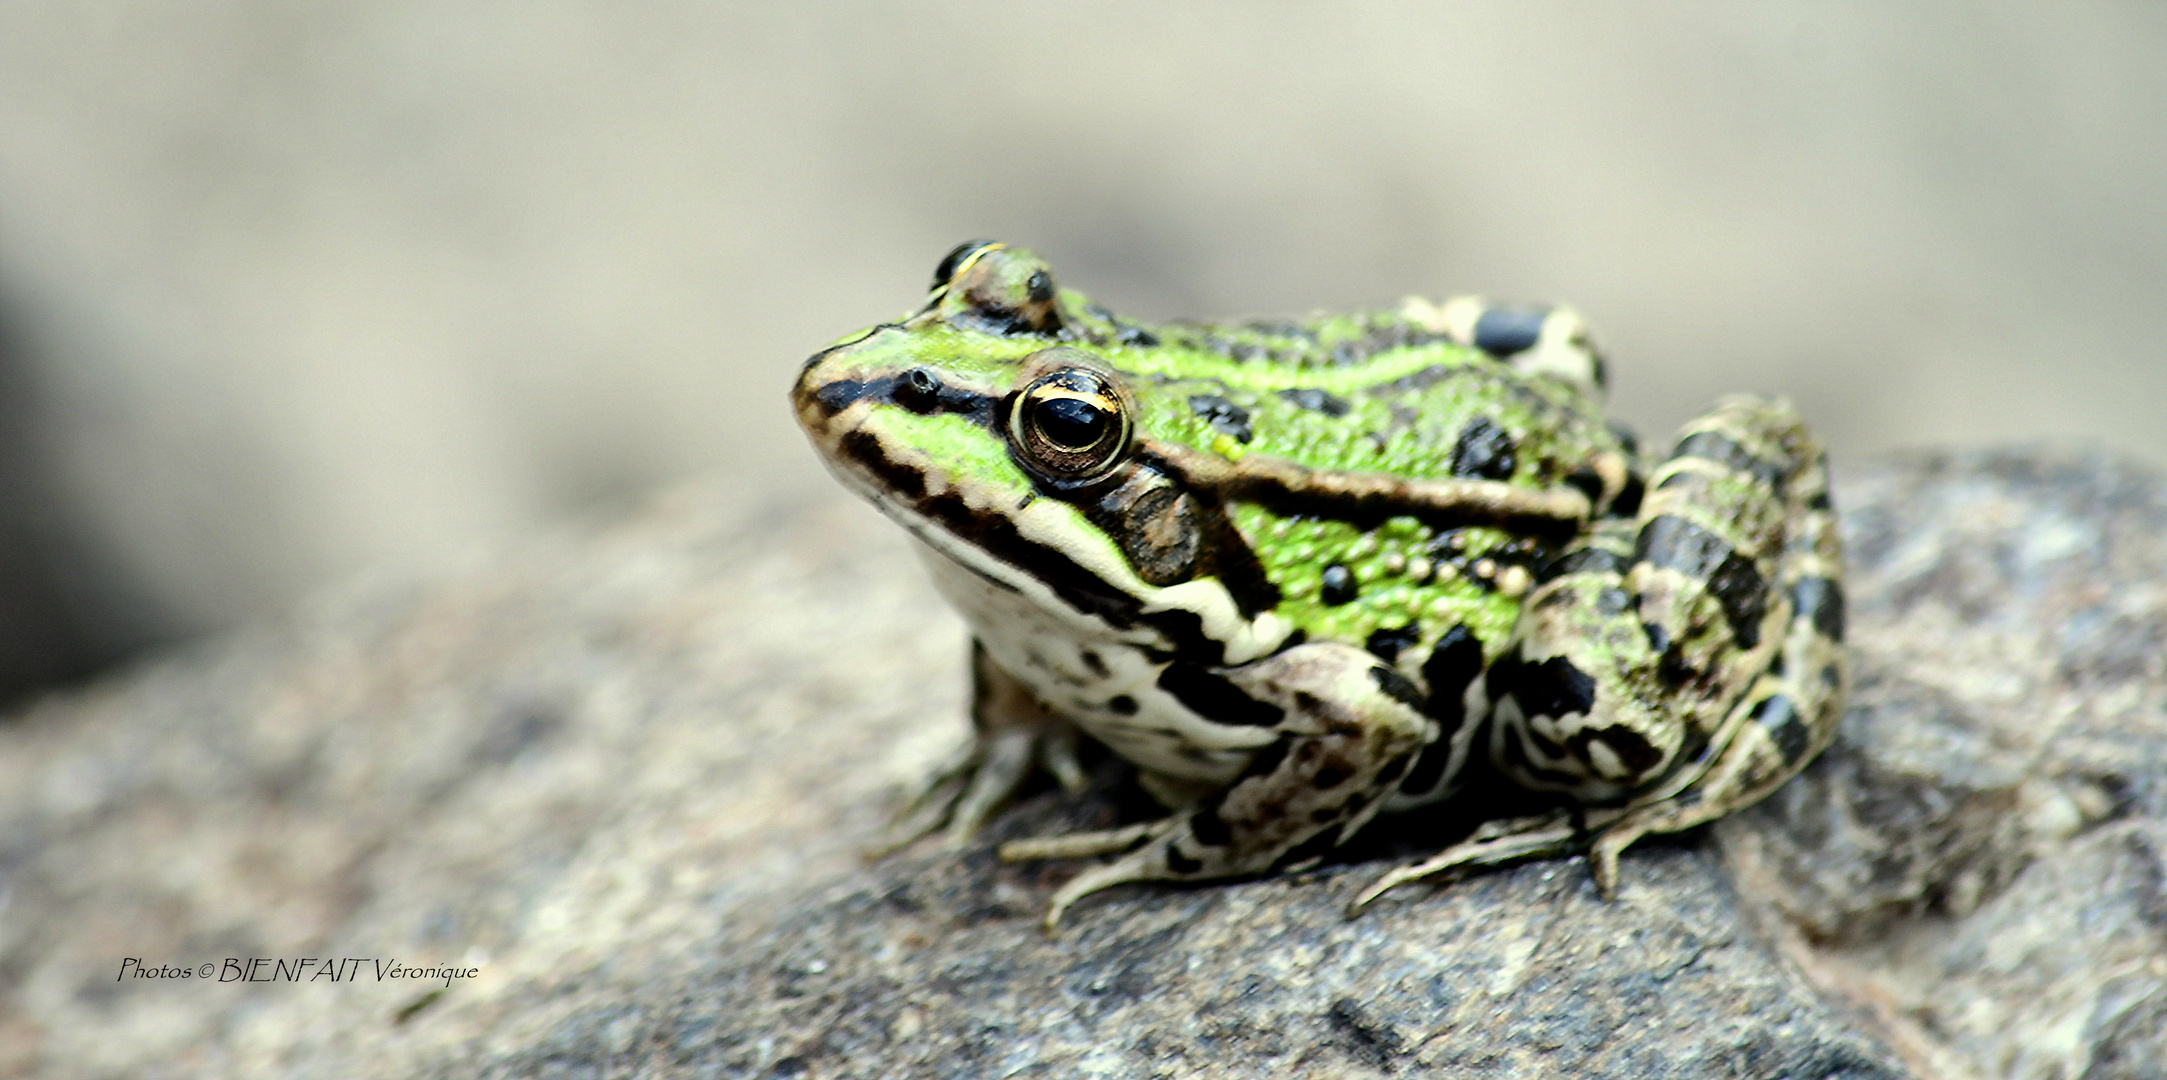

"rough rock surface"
[1,450,2162,1079]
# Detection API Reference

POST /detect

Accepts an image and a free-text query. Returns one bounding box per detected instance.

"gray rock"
[1,450,2161,1078]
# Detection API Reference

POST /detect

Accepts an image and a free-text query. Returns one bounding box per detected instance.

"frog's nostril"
[894,367,943,414]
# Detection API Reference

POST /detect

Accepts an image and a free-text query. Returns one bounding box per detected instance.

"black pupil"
[1035,396,1108,450]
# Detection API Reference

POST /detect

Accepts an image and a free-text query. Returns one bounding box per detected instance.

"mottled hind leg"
[877,640,1089,852]
[1475,396,1842,896]
[1587,434,1847,894]
[999,642,1431,930]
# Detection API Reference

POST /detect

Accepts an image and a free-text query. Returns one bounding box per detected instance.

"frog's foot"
[1344,809,1610,915]
[1001,642,1432,932]
[872,642,1088,855]
[1581,655,1842,896]
[875,724,1086,854]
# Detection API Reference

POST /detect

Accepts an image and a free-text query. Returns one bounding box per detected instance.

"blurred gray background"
[0,2,2161,701]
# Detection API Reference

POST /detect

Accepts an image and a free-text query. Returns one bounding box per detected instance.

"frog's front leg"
[1360,396,1845,907]
[879,640,1089,852]
[999,642,1432,930]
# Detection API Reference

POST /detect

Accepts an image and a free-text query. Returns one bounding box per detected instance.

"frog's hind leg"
[1477,395,1844,896]
[1583,412,1847,894]
[999,642,1433,931]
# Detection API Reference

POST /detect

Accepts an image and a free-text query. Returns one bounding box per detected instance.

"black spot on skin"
[1186,394,1254,444]
[1025,269,1055,304]
[1419,624,1482,728]
[1673,430,1791,490]
[1276,387,1352,416]
[1706,552,1771,649]
[1081,649,1109,679]
[1565,465,1605,506]
[1611,474,1645,519]
[1189,806,1231,846]
[1294,691,1324,714]
[1163,845,1203,875]
[1238,736,1292,781]
[1790,576,1846,642]
[1401,625,1483,794]
[1808,489,1832,511]
[1450,418,1518,481]
[1572,727,1665,777]
[1752,693,1814,764]
[1636,515,1769,648]
[1365,623,1422,662]
[1369,666,1425,711]
[1157,664,1284,727]
[1641,620,1671,654]
[1820,664,1841,689]
[1320,564,1358,605]
[1542,546,1629,582]
[1472,307,1548,357]
[1312,763,1351,789]
[1115,323,1159,347]
[1656,645,1694,687]
[1490,652,1597,721]
[1107,695,1138,715]
[1270,825,1345,872]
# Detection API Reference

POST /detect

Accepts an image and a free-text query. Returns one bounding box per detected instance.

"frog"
[791,241,1846,931]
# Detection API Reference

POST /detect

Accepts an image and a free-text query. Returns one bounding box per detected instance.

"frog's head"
[791,242,1289,664]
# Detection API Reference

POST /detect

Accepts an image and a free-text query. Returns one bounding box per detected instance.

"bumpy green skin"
[793,242,1845,930]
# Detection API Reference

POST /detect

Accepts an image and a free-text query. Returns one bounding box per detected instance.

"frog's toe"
[1039,726,1088,794]
[1587,824,1638,899]
[999,820,1166,862]
[1040,854,1167,933]
[1000,820,1182,933]
[870,750,976,856]
[1345,811,1586,917]
[940,728,1038,846]
[870,729,1042,855]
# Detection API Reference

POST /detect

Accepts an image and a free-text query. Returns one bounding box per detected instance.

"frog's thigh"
[1588,446,1846,891]
[1002,642,1431,929]
[1581,396,1846,893]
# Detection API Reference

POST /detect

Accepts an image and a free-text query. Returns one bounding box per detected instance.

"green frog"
[791,242,1846,930]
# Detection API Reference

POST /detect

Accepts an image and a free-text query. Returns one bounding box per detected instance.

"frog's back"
[1104,301,1624,495]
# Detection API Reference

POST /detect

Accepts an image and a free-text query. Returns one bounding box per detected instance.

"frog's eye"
[1010,367,1133,480]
